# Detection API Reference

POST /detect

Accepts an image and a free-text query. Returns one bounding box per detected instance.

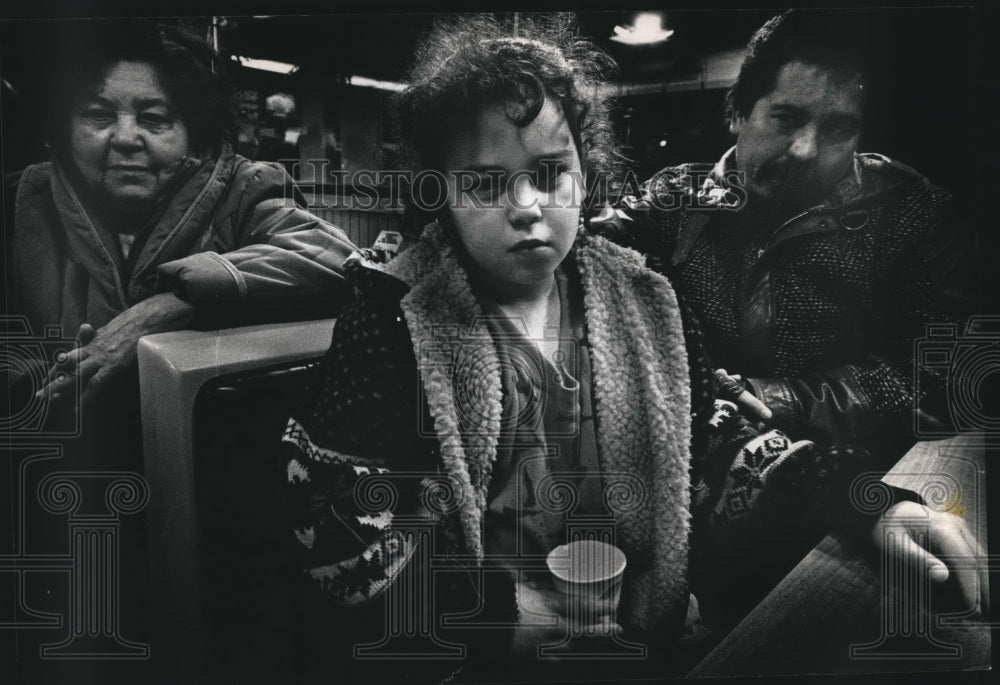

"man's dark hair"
[725,10,871,123]
[39,19,236,155]
[396,13,620,231]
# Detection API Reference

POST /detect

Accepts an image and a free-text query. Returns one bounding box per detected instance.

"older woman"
[8,20,354,414]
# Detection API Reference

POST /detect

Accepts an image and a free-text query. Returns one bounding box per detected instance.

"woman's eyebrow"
[133,97,171,109]
[82,95,115,107]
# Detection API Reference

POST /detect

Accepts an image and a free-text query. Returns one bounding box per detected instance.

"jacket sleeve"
[280,283,492,683]
[601,175,981,454]
[156,161,357,327]
[745,193,980,450]
[680,300,916,554]
[280,286,444,607]
[586,180,683,278]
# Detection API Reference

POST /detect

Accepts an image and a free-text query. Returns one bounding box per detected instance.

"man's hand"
[37,292,195,402]
[715,368,773,420]
[873,500,989,615]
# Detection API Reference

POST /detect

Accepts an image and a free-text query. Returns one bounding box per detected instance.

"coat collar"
[710,145,915,209]
[47,146,235,307]
[391,223,500,559]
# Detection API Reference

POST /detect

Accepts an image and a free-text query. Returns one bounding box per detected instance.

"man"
[596,10,984,634]
[607,10,978,464]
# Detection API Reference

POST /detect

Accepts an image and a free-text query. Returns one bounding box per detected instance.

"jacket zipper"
[55,163,130,310]
[757,208,817,260]
[755,178,898,261]
[128,156,209,300]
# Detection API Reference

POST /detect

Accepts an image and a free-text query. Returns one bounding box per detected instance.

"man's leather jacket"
[595,149,979,461]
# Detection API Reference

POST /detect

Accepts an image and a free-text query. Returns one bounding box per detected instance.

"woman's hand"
[872,500,989,615]
[37,292,195,402]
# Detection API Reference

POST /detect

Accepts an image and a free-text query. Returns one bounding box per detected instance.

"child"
[281,15,982,684]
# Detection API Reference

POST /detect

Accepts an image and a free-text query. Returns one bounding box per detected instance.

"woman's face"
[68,60,192,211]
[443,96,583,296]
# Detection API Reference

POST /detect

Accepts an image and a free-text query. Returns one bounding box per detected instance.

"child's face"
[443,96,583,295]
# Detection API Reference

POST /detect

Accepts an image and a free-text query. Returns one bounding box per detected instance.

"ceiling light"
[231,55,299,75]
[611,13,674,46]
[346,75,407,93]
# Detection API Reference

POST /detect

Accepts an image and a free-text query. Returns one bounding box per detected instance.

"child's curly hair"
[396,13,620,234]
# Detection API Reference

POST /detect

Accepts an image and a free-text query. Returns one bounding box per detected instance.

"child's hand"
[512,579,622,658]
[714,369,772,421]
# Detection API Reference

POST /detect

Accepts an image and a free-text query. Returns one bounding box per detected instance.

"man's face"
[731,60,863,210]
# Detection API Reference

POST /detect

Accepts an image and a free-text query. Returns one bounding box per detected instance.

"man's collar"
[677,146,742,209]
[708,147,864,208]
[714,146,738,179]
[828,158,864,206]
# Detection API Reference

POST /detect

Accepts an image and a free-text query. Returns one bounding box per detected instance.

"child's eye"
[466,171,505,201]
[472,176,501,199]
[539,161,567,192]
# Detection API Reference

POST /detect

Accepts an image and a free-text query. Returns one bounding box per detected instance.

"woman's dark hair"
[396,14,620,232]
[39,19,236,155]
[725,10,870,123]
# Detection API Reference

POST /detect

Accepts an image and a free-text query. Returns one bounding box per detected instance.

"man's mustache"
[754,157,820,188]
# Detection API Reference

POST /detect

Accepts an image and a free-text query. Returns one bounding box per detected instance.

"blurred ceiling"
[1,8,975,93]
[218,11,779,83]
